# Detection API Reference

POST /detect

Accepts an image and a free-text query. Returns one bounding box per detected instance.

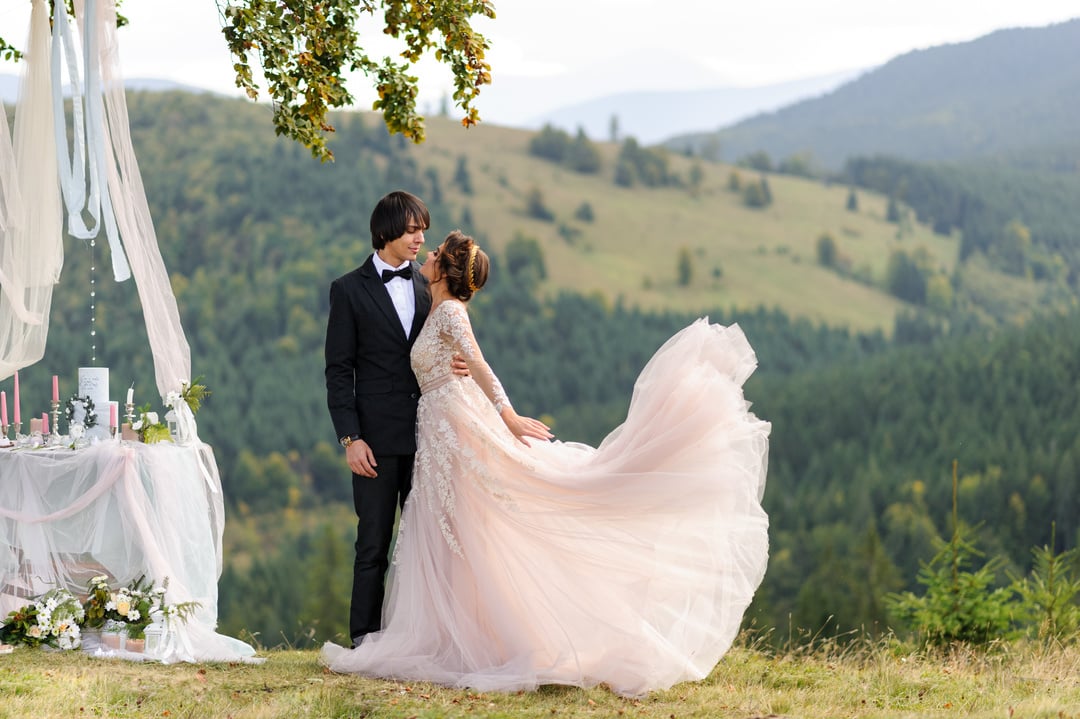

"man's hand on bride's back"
[451,354,470,377]
[500,408,554,446]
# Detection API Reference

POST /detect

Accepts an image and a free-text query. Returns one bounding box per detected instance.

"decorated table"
[0,440,256,662]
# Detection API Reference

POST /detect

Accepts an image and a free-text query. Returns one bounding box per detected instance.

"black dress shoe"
[351,634,365,649]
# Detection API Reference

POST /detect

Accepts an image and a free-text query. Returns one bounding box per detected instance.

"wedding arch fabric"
[0,0,62,380]
[324,312,771,696]
[0,442,256,662]
[0,0,191,399]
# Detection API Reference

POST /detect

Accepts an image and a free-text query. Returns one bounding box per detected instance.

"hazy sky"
[1,1,1078,116]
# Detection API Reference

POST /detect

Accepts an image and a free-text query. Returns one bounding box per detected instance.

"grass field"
[2,638,1078,718]
[401,116,970,333]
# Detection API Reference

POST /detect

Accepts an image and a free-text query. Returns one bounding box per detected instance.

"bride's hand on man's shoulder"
[501,408,553,446]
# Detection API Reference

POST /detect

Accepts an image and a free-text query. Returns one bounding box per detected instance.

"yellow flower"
[115,599,131,616]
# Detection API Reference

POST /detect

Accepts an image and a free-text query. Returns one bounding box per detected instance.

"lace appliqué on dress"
[409,301,521,558]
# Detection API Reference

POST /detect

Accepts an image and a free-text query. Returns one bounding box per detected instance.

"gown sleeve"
[439,300,512,414]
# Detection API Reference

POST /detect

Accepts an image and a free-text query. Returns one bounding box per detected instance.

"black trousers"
[350,453,414,644]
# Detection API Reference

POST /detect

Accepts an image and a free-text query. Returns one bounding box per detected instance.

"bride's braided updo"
[437,230,489,301]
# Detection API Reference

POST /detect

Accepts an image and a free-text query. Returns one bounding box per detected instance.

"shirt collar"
[372,252,410,275]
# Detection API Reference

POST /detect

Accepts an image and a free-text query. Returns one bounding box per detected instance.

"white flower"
[27,625,42,638]
[127,609,141,622]
[115,598,131,616]
[145,412,159,425]
[165,391,183,409]
[132,419,143,430]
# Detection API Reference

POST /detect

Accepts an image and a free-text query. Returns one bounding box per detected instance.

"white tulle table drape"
[0,442,256,662]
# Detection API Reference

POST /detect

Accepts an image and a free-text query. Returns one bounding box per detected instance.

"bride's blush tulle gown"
[322,300,770,696]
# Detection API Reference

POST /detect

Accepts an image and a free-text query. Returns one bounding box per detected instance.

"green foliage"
[846,155,1080,277]
[886,195,901,222]
[219,0,495,160]
[1009,523,1080,641]
[503,233,547,285]
[739,151,773,172]
[676,246,693,286]
[887,531,1015,645]
[527,124,571,162]
[816,233,837,267]
[453,154,473,195]
[885,248,929,304]
[777,153,817,179]
[565,128,602,174]
[573,201,594,223]
[0,588,84,649]
[527,126,601,174]
[525,187,555,222]
[887,464,1016,645]
[743,176,773,208]
[614,138,676,187]
[180,376,211,414]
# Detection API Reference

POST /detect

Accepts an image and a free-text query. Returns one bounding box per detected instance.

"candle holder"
[110,425,118,441]
[1,423,7,440]
[124,402,135,426]
[50,400,61,439]
[12,422,20,439]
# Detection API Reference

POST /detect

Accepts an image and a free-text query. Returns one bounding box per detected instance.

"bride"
[322,230,770,696]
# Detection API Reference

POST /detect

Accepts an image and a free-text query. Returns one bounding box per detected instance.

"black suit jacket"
[325,255,431,456]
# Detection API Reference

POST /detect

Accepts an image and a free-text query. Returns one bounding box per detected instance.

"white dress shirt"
[372,253,416,338]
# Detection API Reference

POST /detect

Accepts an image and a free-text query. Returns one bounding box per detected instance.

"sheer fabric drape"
[0,0,62,380]
[1,0,191,400]
[0,442,256,662]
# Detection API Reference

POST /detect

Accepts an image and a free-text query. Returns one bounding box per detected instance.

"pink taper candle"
[52,375,59,402]
[110,402,118,428]
[12,370,19,425]
[1,390,7,426]
[42,412,49,435]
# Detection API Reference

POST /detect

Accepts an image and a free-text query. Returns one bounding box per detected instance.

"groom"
[324,190,433,648]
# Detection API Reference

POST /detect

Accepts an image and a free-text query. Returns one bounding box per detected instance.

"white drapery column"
[1,0,191,402]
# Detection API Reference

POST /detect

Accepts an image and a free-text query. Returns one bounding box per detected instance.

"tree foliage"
[219,0,494,161]
[2,1,494,161]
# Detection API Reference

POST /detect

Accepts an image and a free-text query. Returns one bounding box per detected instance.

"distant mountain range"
[666,18,1080,169]
[521,69,860,144]
[2,50,859,146]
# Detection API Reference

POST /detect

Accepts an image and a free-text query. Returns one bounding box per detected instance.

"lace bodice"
[411,300,510,412]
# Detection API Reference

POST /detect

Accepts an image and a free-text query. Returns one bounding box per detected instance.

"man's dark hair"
[370,191,431,250]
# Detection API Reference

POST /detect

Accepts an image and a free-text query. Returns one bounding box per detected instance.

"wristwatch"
[339,434,361,449]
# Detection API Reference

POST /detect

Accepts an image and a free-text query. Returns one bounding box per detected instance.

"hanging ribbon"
[51,0,131,282]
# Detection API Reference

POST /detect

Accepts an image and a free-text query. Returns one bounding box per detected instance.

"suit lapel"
[358,256,407,342]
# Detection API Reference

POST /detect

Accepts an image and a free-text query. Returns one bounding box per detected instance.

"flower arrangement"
[84,575,199,640]
[132,403,171,444]
[0,587,85,650]
[64,394,98,429]
[179,376,211,414]
[0,576,200,653]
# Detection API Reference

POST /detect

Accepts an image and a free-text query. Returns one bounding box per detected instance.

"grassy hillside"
[384,114,960,332]
[1,641,1078,718]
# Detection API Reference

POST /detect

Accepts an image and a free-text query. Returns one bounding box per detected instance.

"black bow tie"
[381,267,412,283]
